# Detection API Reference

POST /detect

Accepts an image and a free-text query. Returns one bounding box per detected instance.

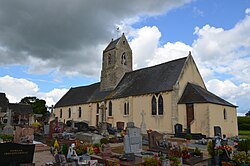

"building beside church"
[54,34,238,137]
[0,93,34,125]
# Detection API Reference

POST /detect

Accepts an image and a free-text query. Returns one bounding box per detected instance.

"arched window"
[108,101,112,116]
[68,108,71,118]
[158,95,163,115]
[79,107,82,118]
[124,103,127,115]
[60,109,62,118]
[96,103,99,114]
[152,96,157,115]
[223,109,227,120]
[121,52,126,65]
[126,102,129,115]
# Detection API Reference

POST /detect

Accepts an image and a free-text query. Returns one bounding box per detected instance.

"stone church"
[54,34,238,137]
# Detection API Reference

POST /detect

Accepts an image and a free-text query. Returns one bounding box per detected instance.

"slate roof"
[0,93,9,112]
[8,103,33,114]
[178,83,236,107]
[111,57,187,98]
[103,38,120,52]
[55,83,100,107]
[55,57,187,107]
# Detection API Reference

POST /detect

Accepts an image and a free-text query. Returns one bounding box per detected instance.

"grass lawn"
[239,130,250,135]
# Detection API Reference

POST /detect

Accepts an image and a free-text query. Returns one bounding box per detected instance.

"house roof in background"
[8,103,33,114]
[0,93,9,112]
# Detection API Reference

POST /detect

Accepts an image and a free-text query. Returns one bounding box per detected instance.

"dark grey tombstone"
[0,143,35,166]
[74,122,89,132]
[174,124,183,134]
[127,122,135,128]
[214,126,221,137]
[117,121,125,131]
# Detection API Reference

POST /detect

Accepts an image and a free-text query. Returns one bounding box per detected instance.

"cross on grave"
[140,110,147,134]
[3,108,14,135]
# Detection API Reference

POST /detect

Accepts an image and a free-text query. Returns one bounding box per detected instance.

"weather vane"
[116,26,120,38]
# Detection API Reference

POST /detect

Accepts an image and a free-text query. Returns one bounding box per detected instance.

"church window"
[124,102,129,115]
[60,109,62,118]
[97,103,99,114]
[152,96,157,115]
[158,95,163,115]
[123,40,125,45]
[108,101,112,116]
[223,109,227,120]
[124,103,126,115]
[68,108,71,118]
[121,52,126,65]
[127,103,129,115]
[79,107,82,118]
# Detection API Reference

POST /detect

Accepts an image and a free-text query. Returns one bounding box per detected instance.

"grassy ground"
[239,130,250,135]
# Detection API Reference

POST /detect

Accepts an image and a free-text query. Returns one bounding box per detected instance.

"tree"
[20,96,47,115]
[245,111,250,116]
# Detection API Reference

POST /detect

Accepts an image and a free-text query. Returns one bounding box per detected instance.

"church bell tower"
[100,33,132,91]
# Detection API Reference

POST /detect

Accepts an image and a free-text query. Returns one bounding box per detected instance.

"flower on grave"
[74,140,90,155]
[214,145,233,156]
[182,146,191,159]
[54,139,60,150]
[54,126,61,133]
[223,145,233,153]
[214,146,224,156]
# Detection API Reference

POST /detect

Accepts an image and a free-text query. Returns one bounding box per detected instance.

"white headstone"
[124,122,142,154]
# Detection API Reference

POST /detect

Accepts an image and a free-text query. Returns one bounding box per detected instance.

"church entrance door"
[96,115,99,126]
[186,103,194,133]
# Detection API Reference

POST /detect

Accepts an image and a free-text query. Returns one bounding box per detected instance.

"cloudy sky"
[0,0,249,115]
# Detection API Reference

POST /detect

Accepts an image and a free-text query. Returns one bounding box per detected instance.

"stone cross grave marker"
[140,110,147,134]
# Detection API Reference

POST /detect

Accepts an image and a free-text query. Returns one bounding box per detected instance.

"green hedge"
[238,116,250,130]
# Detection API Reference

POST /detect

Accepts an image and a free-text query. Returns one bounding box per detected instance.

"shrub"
[0,135,14,142]
[207,140,214,157]
[237,139,250,153]
[194,147,202,156]
[100,138,109,144]
[185,134,192,140]
[144,157,158,166]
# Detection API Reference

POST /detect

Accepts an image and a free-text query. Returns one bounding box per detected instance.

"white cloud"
[38,88,68,107]
[245,8,250,15]
[126,9,250,114]
[0,75,38,102]
[129,26,191,69]
[206,79,250,114]
[0,75,67,106]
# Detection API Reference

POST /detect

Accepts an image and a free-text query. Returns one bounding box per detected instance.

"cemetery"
[0,108,250,166]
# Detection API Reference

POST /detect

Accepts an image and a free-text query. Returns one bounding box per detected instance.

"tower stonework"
[100,33,132,91]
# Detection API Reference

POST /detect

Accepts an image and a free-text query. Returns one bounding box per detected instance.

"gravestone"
[44,125,50,135]
[0,143,35,166]
[214,126,221,137]
[174,124,183,135]
[148,130,164,149]
[49,117,61,138]
[14,126,34,144]
[74,122,89,132]
[116,121,124,131]
[124,122,142,154]
[101,143,112,157]
[75,132,103,144]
